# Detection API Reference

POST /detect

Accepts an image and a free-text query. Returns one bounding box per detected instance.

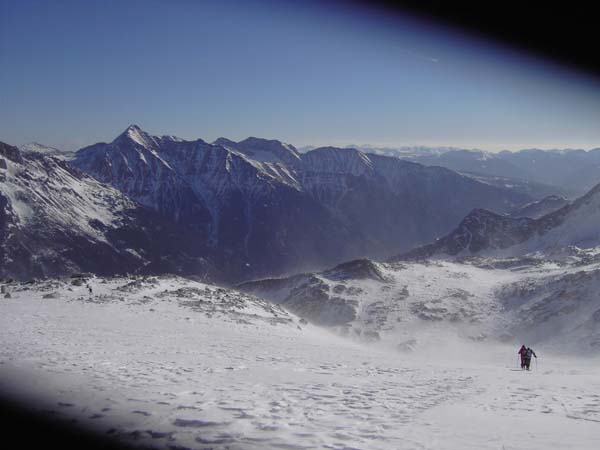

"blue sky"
[1,0,600,151]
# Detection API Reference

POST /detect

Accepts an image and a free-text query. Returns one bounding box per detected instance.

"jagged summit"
[301,146,374,176]
[213,136,301,165]
[122,125,183,144]
[126,124,142,132]
[113,124,158,148]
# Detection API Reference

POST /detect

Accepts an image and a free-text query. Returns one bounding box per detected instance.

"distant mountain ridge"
[69,125,531,281]
[396,182,600,260]
[508,195,569,219]
[351,145,600,196]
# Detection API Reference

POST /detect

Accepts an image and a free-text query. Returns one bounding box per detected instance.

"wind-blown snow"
[1,275,599,450]
[241,254,600,355]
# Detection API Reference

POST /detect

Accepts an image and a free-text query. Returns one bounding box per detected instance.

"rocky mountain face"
[397,209,537,260]
[72,127,359,281]
[70,126,530,282]
[396,182,600,260]
[0,141,216,281]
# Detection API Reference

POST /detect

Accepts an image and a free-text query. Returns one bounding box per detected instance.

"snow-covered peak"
[214,136,301,165]
[301,147,373,176]
[113,124,158,149]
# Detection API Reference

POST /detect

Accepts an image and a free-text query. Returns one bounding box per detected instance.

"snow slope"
[1,275,599,450]
[240,255,600,355]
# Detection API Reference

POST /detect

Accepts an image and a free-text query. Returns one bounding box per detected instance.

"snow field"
[1,276,599,449]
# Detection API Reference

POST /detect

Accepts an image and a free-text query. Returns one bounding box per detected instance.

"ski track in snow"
[1,277,600,450]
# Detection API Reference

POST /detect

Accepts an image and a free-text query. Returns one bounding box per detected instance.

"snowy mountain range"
[235,175,600,354]
[67,125,531,281]
[0,141,216,281]
[4,126,600,293]
[355,145,600,197]
[4,130,600,450]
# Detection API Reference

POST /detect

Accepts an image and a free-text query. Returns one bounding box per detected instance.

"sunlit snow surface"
[1,275,599,450]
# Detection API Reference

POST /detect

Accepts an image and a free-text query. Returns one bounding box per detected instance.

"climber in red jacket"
[518,345,527,369]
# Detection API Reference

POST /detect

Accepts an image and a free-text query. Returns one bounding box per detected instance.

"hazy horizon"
[2,0,600,152]
[17,123,600,155]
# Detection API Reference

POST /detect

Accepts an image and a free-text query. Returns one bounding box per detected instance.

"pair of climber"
[518,345,537,370]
